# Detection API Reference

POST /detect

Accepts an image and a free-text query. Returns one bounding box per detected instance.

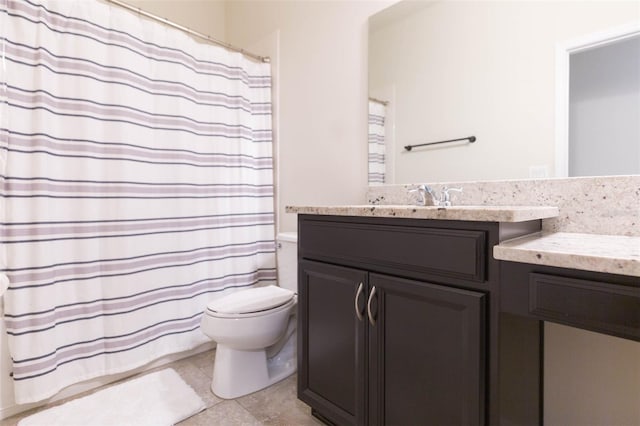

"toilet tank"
[276,232,298,293]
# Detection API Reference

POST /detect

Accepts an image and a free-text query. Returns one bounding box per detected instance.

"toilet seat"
[206,285,296,319]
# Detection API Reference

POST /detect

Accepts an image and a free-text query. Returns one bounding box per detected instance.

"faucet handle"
[443,186,463,194]
[408,185,427,206]
[440,187,463,207]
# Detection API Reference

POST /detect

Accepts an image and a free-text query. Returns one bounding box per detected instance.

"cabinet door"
[368,274,486,426]
[298,260,368,426]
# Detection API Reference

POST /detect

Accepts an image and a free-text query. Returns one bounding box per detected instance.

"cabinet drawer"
[300,219,487,282]
[529,273,640,339]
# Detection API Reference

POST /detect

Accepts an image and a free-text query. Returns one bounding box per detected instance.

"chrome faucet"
[409,185,463,207]
[409,184,438,206]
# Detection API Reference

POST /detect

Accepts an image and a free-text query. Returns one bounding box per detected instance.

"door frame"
[554,22,640,177]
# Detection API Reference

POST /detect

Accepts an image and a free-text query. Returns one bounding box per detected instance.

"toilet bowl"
[200,233,298,399]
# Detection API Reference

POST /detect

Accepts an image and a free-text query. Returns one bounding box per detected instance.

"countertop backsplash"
[366,175,640,237]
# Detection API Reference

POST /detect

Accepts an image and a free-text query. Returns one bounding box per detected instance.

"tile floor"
[1,349,323,426]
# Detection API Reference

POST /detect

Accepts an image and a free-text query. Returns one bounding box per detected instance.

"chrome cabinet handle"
[354,282,364,321]
[367,286,377,327]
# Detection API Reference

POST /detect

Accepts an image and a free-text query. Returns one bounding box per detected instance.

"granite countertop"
[286,204,559,223]
[494,232,640,277]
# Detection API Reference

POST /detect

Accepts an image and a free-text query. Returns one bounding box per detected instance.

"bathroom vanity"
[287,205,639,426]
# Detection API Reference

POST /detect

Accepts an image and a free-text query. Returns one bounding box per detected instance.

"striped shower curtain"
[368,100,386,184]
[0,0,275,403]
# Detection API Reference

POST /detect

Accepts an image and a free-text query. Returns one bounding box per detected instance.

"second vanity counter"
[494,231,640,277]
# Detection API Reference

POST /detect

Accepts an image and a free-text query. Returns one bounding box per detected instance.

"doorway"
[555,24,640,177]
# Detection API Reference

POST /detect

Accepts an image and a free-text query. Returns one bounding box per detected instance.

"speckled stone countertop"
[366,175,640,236]
[494,232,640,277]
[285,205,559,223]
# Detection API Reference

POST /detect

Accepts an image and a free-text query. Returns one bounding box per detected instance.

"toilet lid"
[206,285,295,315]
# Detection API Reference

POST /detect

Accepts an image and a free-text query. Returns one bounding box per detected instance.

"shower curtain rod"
[105,0,270,63]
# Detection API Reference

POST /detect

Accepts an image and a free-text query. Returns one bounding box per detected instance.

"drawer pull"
[354,282,364,321]
[367,286,377,327]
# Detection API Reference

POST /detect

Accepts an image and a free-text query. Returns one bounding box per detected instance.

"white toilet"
[200,232,298,399]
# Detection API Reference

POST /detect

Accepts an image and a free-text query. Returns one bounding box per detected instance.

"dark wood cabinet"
[501,262,640,342]
[296,213,638,426]
[367,273,485,426]
[296,215,511,426]
[298,260,367,425]
[299,260,486,426]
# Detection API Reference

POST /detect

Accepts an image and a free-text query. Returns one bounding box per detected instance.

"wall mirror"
[368,1,640,185]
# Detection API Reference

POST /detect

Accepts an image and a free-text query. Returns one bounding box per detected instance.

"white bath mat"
[18,368,205,426]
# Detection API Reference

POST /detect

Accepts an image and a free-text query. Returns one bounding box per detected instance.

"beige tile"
[171,358,222,409]
[178,400,263,426]
[237,375,321,426]
[189,349,215,379]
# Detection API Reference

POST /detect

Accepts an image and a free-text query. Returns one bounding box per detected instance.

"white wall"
[225,0,393,233]
[369,1,639,183]
[125,0,227,41]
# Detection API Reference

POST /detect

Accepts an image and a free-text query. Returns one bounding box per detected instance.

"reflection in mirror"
[368,1,640,185]
[569,35,640,177]
[368,97,388,184]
